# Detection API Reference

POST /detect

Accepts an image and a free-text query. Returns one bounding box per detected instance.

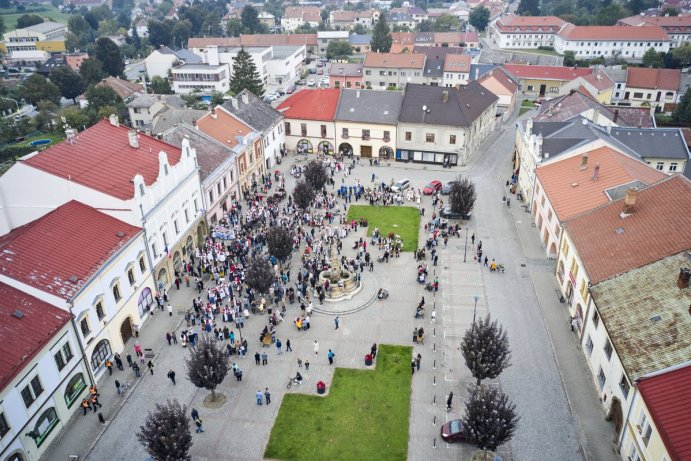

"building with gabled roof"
[277,89,340,155]
[624,67,682,111]
[363,52,426,89]
[0,282,85,461]
[282,6,321,32]
[555,24,671,60]
[0,117,205,296]
[477,66,519,117]
[329,62,364,89]
[491,15,568,49]
[503,64,593,97]
[618,14,691,47]
[442,53,472,87]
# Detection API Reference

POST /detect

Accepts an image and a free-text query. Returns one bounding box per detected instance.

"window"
[112,283,121,302]
[80,317,90,337]
[139,256,146,272]
[90,339,112,372]
[21,376,44,408]
[64,373,86,408]
[383,130,390,141]
[585,335,594,357]
[163,164,169,176]
[449,134,456,145]
[321,124,327,138]
[604,339,613,360]
[620,374,630,398]
[284,122,291,135]
[193,199,199,213]
[128,268,135,285]
[425,133,435,143]
[0,413,9,438]
[342,127,349,138]
[301,123,307,136]
[633,92,644,99]
[656,162,664,170]
[365,70,371,75]
[669,162,678,172]
[597,367,606,390]
[139,183,145,196]
[208,190,214,203]
[96,301,105,320]
[527,85,534,91]
[405,131,412,141]
[174,220,179,234]
[592,310,599,329]
[54,342,73,371]
[32,407,59,447]
[570,259,579,279]
[362,129,370,140]
[223,177,227,190]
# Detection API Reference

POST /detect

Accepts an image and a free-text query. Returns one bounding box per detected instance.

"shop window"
[64,373,86,408]
[90,339,112,372]
[31,407,59,447]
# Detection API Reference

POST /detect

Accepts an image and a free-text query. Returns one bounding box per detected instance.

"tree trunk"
[476,376,482,386]
[210,388,217,402]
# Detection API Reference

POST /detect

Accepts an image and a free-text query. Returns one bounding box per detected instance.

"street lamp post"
[463,227,468,262]
[471,295,479,334]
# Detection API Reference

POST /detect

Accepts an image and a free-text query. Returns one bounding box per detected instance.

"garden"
[346,205,420,252]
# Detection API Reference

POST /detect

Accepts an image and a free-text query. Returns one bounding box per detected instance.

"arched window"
[64,373,86,408]
[90,340,111,372]
[138,287,154,316]
[31,407,59,447]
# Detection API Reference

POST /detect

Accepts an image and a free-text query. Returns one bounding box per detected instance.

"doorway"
[120,317,133,344]
[539,84,546,97]
[360,145,372,157]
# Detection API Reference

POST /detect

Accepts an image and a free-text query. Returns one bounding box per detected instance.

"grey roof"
[174,49,203,64]
[423,53,445,78]
[173,63,225,71]
[399,82,498,127]
[221,89,283,133]
[349,34,371,45]
[602,67,627,84]
[22,21,65,33]
[271,46,303,59]
[335,89,404,125]
[610,127,691,160]
[329,62,363,77]
[151,108,208,135]
[470,63,498,81]
[127,94,187,109]
[161,122,236,183]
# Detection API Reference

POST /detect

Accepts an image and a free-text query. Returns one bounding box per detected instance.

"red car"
[441,419,467,443]
[423,180,443,195]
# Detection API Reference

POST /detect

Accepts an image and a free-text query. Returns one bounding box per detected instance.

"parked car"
[390,178,411,192]
[307,79,316,87]
[286,85,296,94]
[309,68,317,74]
[422,180,443,195]
[440,180,458,195]
[441,419,467,443]
[297,79,306,85]
[440,206,470,220]
[317,68,323,75]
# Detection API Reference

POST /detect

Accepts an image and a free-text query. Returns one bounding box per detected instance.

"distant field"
[0,6,71,32]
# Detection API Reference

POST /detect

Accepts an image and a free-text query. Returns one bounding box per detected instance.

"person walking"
[305,360,310,371]
[286,339,292,352]
[81,398,91,415]
[133,362,141,377]
[256,390,263,405]
[114,353,123,370]
[147,360,154,375]
[276,339,282,355]
[446,392,453,411]
[297,357,303,368]
[90,394,102,412]
[167,370,176,385]
[191,408,199,421]
[167,303,173,316]
[313,340,319,355]
[264,388,271,405]
[166,332,172,345]
[334,316,340,330]
[105,359,113,376]
[115,379,121,395]
[327,349,335,365]
[255,352,261,365]
[371,343,377,359]
[126,353,133,368]
[415,353,421,371]
[411,358,416,375]
[261,352,268,365]
[194,416,204,433]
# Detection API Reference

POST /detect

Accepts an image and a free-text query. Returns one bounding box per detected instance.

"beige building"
[362,52,426,89]
[277,88,340,155]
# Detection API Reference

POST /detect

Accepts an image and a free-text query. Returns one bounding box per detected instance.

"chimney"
[210,107,217,118]
[613,109,619,124]
[241,92,249,104]
[128,130,139,148]
[580,153,588,170]
[109,114,119,126]
[592,162,600,180]
[442,90,449,102]
[231,98,239,110]
[621,187,639,217]
[678,267,690,289]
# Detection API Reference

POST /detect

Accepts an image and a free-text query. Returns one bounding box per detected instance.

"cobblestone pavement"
[46,111,617,461]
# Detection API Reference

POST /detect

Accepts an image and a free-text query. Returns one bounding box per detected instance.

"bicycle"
[287,377,303,389]
[117,381,131,396]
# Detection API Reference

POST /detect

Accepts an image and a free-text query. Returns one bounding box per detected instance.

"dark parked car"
[441,206,470,220]
[441,419,467,443]
[441,180,458,195]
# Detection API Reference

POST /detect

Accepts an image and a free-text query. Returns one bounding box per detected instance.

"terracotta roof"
[363,52,425,69]
[65,53,88,71]
[188,37,241,47]
[96,77,144,99]
[276,88,340,121]
[331,11,355,21]
[390,32,415,45]
[559,24,670,41]
[196,108,253,149]
[0,282,73,389]
[504,64,592,81]
[581,70,615,92]
[443,54,471,73]
[434,31,479,43]
[478,67,519,94]
[618,14,691,31]
[0,201,141,299]
[626,67,681,91]
[638,363,691,461]
[564,174,691,284]
[22,119,183,200]
[536,146,667,222]
[495,15,567,33]
[389,43,415,54]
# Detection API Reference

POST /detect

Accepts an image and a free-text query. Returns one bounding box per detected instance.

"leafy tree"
[371,14,392,53]
[295,23,318,34]
[150,76,173,94]
[79,58,106,86]
[326,40,352,60]
[178,5,205,35]
[86,86,123,113]
[672,88,691,124]
[202,11,224,36]
[50,66,85,103]
[449,176,476,217]
[563,50,576,67]
[642,47,663,68]
[16,14,43,29]
[671,43,691,67]
[94,37,124,77]
[469,7,490,32]
[463,385,519,460]
[303,160,329,191]
[148,19,173,47]
[137,399,193,461]
[416,19,434,32]
[433,14,460,32]
[461,314,512,385]
[242,5,268,34]
[229,47,264,97]
[627,0,657,15]
[185,335,230,402]
[23,74,61,106]
[352,23,366,35]
[83,11,99,30]
[59,106,91,130]
[245,256,275,294]
[172,19,193,48]
[661,6,679,16]
[595,3,629,25]
[516,0,540,16]
[267,227,294,262]
[226,18,243,37]
[34,100,59,132]
[292,180,315,210]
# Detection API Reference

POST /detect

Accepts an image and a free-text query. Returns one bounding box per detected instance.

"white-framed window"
[597,367,606,390]
[95,299,106,320]
[604,338,613,360]
[585,335,594,357]
[128,266,136,285]
[20,375,44,408]
[0,412,10,438]
[656,162,664,170]
[619,374,630,398]
[80,315,90,337]
[669,162,678,172]
[111,279,122,302]
[54,341,74,371]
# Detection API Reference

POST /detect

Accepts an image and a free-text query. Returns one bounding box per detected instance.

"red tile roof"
[0,282,72,389]
[618,14,691,31]
[536,146,667,222]
[637,364,691,461]
[443,54,471,73]
[582,70,615,92]
[364,52,426,69]
[503,64,592,81]
[559,24,670,41]
[196,108,253,148]
[564,175,691,284]
[276,89,341,121]
[495,15,567,33]
[0,200,141,299]
[22,119,182,200]
[626,67,681,91]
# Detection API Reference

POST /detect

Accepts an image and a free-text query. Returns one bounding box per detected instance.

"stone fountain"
[318,252,362,301]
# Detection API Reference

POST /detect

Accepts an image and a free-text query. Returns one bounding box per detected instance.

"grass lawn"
[19,132,65,148]
[346,205,420,252]
[264,345,412,461]
[0,6,71,32]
